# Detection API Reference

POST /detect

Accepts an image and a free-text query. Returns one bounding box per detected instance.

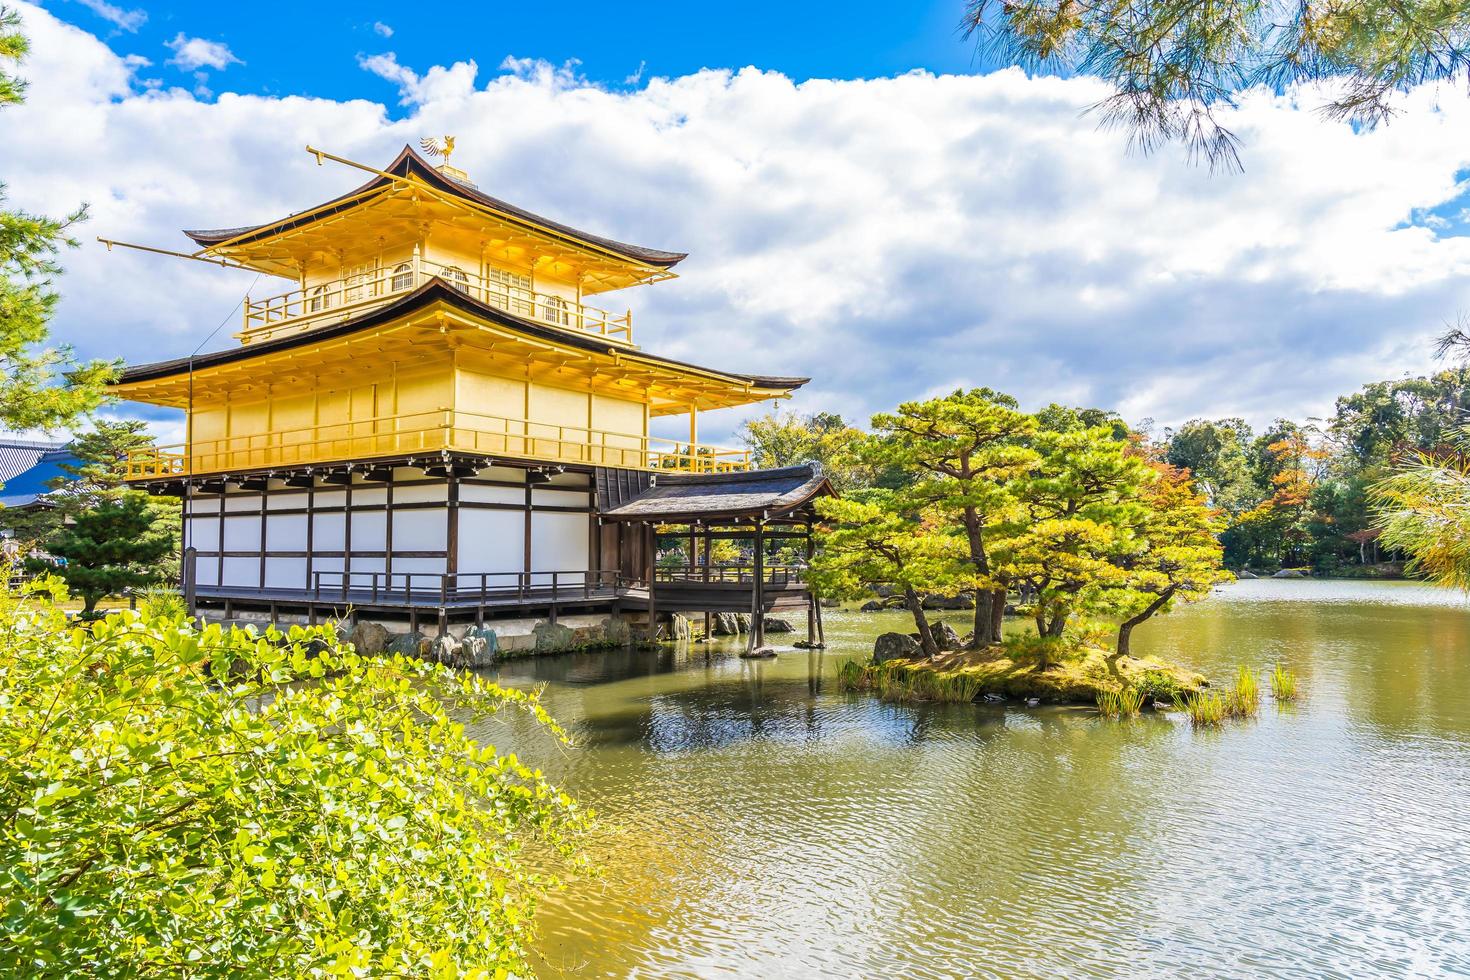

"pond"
[477,579,1470,978]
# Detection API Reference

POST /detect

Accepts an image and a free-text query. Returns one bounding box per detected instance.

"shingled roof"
[599,463,834,522]
[184,145,687,269]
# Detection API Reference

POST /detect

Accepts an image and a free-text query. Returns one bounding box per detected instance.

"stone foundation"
[198,610,637,668]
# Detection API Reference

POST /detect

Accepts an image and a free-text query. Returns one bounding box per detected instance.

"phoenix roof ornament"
[419,135,456,163]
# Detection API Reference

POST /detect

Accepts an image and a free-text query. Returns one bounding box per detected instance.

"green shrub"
[1132,669,1185,703]
[135,585,186,621]
[0,576,584,976]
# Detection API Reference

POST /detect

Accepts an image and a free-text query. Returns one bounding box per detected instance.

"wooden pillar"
[644,523,659,639]
[805,517,816,647]
[183,546,197,617]
[305,480,315,594]
[702,522,711,642]
[384,468,395,586]
[446,473,459,579]
[752,519,765,648]
[343,474,353,599]
[523,477,533,580]
[257,486,268,589]
[216,490,225,589]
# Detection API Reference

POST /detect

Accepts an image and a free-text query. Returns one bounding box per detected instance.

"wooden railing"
[123,408,750,479]
[654,564,807,585]
[238,259,633,346]
[309,569,624,605]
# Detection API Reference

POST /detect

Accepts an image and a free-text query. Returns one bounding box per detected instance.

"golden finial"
[419,135,456,163]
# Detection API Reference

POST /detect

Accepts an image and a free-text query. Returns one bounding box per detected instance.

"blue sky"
[53,0,984,100]
[11,1,1470,447]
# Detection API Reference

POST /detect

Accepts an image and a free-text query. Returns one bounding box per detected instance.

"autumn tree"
[0,6,115,432]
[1234,430,1331,568]
[965,0,1470,170]
[809,492,978,657]
[1104,464,1229,658]
[867,389,1038,645]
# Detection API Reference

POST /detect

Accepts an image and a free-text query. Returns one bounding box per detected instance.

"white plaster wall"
[393,483,448,505]
[351,511,388,552]
[532,488,589,509]
[461,484,522,505]
[265,557,307,589]
[186,517,218,552]
[391,508,447,551]
[221,556,257,587]
[314,513,346,552]
[265,514,307,552]
[222,515,259,552]
[530,512,589,583]
[458,509,525,578]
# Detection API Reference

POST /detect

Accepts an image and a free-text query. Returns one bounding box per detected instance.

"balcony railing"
[124,408,750,480]
[238,259,633,346]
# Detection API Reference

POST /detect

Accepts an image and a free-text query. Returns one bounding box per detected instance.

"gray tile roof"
[599,463,834,521]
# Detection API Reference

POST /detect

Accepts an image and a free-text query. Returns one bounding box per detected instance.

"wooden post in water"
[752,519,766,649]
[183,546,198,618]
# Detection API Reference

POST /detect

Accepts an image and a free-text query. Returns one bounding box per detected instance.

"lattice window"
[486,266,533,316]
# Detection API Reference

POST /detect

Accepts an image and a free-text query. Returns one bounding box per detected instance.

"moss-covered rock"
[859,645,1207,705]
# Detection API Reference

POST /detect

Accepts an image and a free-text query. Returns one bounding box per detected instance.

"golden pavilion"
[112,145,832,647]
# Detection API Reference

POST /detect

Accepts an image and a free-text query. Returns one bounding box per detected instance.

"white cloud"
[8,2,1470,447]
[359,50,477,106]
[372,21,393,38]
[164,32,241,71]
[70,0,145,32]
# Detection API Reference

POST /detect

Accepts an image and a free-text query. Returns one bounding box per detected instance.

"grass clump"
[1224,665,1260,719]
[1096,685,1145,719]
[1270,665,1299,701]
[835,659,868,692]
[1183,690,1227,727]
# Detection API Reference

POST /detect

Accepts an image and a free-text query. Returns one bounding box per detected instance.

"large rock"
[533,621,578,654]
[432,634,461,666]
[819,597,840,608]
[873,632,923,664]
[348,621,391,656]
[922,592,975,610]
[1273,568,1310,579]
[668,613,692,642]
[387,631,431,658]
[859,600,885,613]
[712,612,744,635]
[762,615,795,633]
[1237,569,1259,579]
[930,621,963,651]
[456,634,495,668]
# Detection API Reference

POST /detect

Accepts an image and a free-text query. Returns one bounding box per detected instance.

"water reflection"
[470,581,1470,978]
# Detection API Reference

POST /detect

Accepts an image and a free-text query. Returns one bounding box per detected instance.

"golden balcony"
[237,259,634,346]
[123,409,750,480]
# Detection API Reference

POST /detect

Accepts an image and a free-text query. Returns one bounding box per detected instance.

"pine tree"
[866,389,1038,646]
[36,494,173,614]
[0,5,115,433]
